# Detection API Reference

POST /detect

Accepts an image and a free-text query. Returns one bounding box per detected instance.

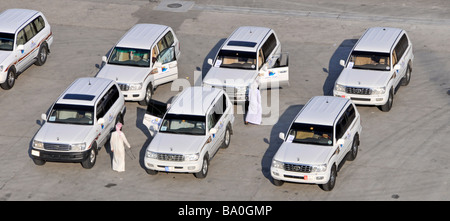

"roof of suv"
[353,27,403,53]
[168,86,223,116]
[56,77,114,106]
[116,23,169,49]
[221,26,272,52]
[0,9,40,34]
[295,96,350,126]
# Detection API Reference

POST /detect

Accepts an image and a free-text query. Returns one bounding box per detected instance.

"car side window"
[207,111,218,130]
[16,30,26,46]
[394,34,409,61]
[33,16,45,33]
[157,37,168,53]
[261,33,277,61]
[345,104,356,126]
[164,31,175,46]
[96,85,119,120]
[335,114,348,140]
[24,24,37,42]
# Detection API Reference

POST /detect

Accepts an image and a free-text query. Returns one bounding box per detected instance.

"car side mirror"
[41,113,47,121]
[209,128,217,135]
[337,138,345,147]
[97,118,105,124]
[279,132,285,140]
[339,59,345,67]
[207,58,213,66]
[394,64,401,70]
[102,56,107,63]
[153,61,162,69]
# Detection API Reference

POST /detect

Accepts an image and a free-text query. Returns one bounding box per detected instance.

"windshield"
[287,123,333,146]
[48,104,95,125]
[348,51,390,71]
[0,33,14,51]
[215,49,257,70]
[160,114,206,135]
[108,47,151,67]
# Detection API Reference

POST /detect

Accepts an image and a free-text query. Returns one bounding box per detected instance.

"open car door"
[143,99,168,136]
[258,52,289,89]
[153,46,178,86]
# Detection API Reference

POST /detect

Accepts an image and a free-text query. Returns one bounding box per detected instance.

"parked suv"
[31,77,126,169]
[96,23,180,105]
[144,86,234,178]
[203,26,289,103]
[0,9,53,90]
[271,96,362,191]
[333,27,414,112]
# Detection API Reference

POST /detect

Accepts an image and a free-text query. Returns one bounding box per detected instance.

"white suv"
[144,86,234,178]
[271,96,362,191]
[333,27,414,112]
[96,24,180,106]
[31,77,126,169]
[203,26,289,103]
[0,9,53,90]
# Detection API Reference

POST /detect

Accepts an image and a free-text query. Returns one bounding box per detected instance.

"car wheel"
[139,84,153,106]
[273,178,284,186]
[145,168,158,175]
[0,68,16,90]
[320,164,337,191]
[221,126,231,149]
[401,63,412,86]
[81,143,97,169]
[347,135,359,161]
[32,158,46,166]
[194,154,209,179]
[35,44,48,66]
[380,89,393,112]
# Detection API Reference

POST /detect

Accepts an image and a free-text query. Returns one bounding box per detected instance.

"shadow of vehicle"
[261,104,304,183]
[322,39,357,95]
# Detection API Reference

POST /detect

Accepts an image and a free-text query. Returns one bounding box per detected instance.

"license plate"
[31,150,40,157]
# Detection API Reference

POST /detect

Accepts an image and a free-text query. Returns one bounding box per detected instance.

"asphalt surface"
[0,0,449,201]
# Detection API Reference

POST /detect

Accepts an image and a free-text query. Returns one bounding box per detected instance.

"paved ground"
[0,0,449,201]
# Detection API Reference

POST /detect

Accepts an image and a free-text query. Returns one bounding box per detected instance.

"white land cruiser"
[203,26,289,103]
[31,77,126,169]
[96,24,180,105]
[333,27,414,112]
[271,96,362,191]
[0,9,53,90]
[144,86,235,178]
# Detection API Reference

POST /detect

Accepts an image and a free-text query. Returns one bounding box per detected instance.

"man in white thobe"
[110,122,131,172]
[245,81,262,125]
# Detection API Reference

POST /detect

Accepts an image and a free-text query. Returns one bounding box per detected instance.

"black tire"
[145,168,158,175]
[380,89,393,112]
[81,143,97,169]
[138,83,153,106]
[32,158,46,166]
[35,43,48,66]
[347,135,359,161]
[320,164,337,191]
[1,68,16,90]
[221,126,231,149]
[194,154,209,179]
[401,63,411,86]
[273,178,284,186]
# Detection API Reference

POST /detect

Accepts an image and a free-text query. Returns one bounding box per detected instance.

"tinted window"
[394,34,409,61]
[96,85,119,119]
[157,37,168,52]
[345,104,356,126]
[33,16,45,33]
[287,123,333,146]
[0,33,14,51]
[24,24,37,42]
[16,30,26,46]
[48,104,95,125]
[160,114,206,135]
[261,33,277,61]
[335,114,348,140]
[164,31,175,46]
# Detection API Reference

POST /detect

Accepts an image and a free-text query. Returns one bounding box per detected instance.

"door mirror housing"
[394,64,401,70]
[279,132,285,140]
[102,56,108,63]
[337,138,345,147]
[209,128,217,135]
[207,58,213,66]
[339,59,345,67]
[41,113,47,121]
[97,118,105,125]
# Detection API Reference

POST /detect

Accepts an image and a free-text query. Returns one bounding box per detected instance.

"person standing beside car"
[110,122,131,172]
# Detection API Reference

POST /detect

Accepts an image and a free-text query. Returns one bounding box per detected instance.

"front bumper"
[270,167,330,185]
[145,157,202,173]
[333,90,389,106]
[30,148,90,163]
[121,90,145,101]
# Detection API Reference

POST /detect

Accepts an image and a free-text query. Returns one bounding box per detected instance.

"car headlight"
[371,86,386,95]
[311,164,327,172]
[33,140,44,149]
[185,153,199,161]
[271,160,284,169]
[334,83,346,92]
[70,143,86,151]
[129,83,142,90]
[146,150,157,159]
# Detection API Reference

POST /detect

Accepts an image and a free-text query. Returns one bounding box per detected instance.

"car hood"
[34,123,94,144]
[147,132,206,155]
[203,67,256,87]
[0,51,11,65]
[274,142,333,165]
[96,64,150,84]
[337,68,391,88]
